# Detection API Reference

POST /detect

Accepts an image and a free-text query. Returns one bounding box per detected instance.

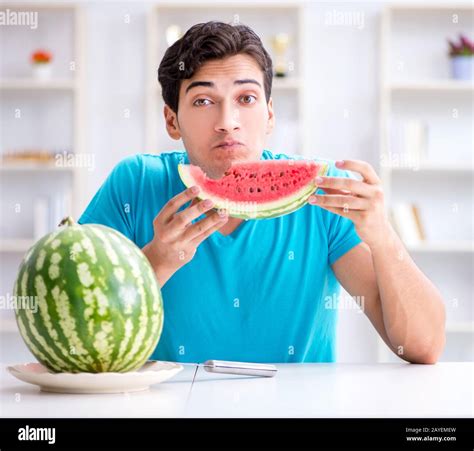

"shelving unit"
[0,239,36,253]
[0,78,76,90]
[0,2,85,212]
[0,318,18,334]
[145,1,307,156]
[405,240,474,253]
[0,161,76,172]
[388,164,473,173]
[0,3,85,334]
[388,80,474,92]
[378,3,473,362]
[446,322,474,333]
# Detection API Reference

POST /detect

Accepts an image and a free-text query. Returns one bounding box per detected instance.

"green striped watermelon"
[13,217,164,373]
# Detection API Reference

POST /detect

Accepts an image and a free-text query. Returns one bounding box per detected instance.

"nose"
[214,100,241,133]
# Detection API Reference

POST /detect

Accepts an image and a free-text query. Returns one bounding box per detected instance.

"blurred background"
[0,0,472,363]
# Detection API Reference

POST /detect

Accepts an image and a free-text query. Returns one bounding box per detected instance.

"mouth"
[217,144,243,152]
[214,140,244,151]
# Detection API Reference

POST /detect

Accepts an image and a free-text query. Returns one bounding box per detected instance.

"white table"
[0,363,195,418]
[1,362,473,418]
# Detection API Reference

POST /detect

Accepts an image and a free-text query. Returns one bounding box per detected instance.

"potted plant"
[448,34,473,80]
[31,49,53,80]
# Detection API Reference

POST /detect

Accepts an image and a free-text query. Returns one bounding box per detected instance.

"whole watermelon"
[13,217,164,373]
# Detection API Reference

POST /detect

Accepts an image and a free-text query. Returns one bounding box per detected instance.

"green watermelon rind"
[13,223,164,374]
[178,161,329,220]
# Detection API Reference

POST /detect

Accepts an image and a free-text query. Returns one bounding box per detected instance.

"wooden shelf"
[150,2,302,9]
[388,3,474,12]
[0,78,76,90]
[405,241,474,253]
[446,322,474,333]
[273,77,302,90]
[387,164,473,173]
[0,239,35,253]
[0,161,76,172]
[0,318,18,334]
[0,3,79,11]
[387,80,474,93]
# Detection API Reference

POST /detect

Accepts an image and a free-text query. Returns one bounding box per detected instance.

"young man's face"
[164,53,274,179]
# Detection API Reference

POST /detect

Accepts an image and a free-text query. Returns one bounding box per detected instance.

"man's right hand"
[142,185,228,287]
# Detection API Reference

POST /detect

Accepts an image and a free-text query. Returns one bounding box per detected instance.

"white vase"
[450,56,473,80]
[32,64,52,81]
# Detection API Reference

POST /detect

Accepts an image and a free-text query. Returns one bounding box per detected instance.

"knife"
[149,359,277,383]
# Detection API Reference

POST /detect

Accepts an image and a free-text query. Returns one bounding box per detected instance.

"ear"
[164,104,182,140]
[266,97,275,135]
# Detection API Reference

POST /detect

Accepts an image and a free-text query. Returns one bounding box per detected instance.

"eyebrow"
[185,78,262,95]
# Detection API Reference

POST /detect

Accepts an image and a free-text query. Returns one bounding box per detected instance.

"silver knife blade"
[149,359,277,378]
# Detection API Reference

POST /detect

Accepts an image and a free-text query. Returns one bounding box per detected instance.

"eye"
[239,95,256,104]
[193,98,212,107]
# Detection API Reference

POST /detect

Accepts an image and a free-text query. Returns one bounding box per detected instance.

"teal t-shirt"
[78,149,362,363]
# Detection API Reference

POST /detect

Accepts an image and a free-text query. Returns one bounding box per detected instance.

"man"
[79,21,445,365]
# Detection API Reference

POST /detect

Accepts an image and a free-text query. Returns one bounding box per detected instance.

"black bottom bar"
[1,418,473,450]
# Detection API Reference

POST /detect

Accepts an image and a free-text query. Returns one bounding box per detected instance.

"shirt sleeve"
[321,163,363,265]
[77,155,141,241]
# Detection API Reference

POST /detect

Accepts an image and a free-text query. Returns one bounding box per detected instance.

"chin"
[193,147,260,179]
[214,146,259,162]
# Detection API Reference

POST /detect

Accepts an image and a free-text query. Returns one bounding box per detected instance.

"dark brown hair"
[158,21,273,113]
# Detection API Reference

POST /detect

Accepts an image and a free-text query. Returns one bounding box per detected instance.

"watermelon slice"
[178,159,329,219]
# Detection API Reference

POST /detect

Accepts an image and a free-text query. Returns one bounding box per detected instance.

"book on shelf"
[34,192,72,240]
[1,149,74,166]
[385,119,428,170]
[390,203,426,246]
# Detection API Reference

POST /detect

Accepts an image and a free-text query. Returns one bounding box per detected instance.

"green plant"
[448,34,474,57]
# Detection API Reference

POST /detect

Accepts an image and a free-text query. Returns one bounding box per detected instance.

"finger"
[334,160,381,185]
[170,198,216,231]
[158,186,201,225]
[191,218,228,247]
[184,198,200,227]
[308,194,369,211]
[182,212,228,242]
[319,187,352,195]
[315,176,372,198]
[316,204,358,220]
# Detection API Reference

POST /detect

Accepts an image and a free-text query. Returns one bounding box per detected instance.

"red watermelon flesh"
[178,159,329,219]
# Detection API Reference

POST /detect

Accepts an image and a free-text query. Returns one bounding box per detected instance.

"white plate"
[7,361,184,394]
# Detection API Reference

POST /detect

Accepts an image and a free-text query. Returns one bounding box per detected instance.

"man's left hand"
[308,159,391,248]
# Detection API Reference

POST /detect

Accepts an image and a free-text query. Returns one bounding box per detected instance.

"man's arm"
[332,237,446,364]
[309,159,445,364]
